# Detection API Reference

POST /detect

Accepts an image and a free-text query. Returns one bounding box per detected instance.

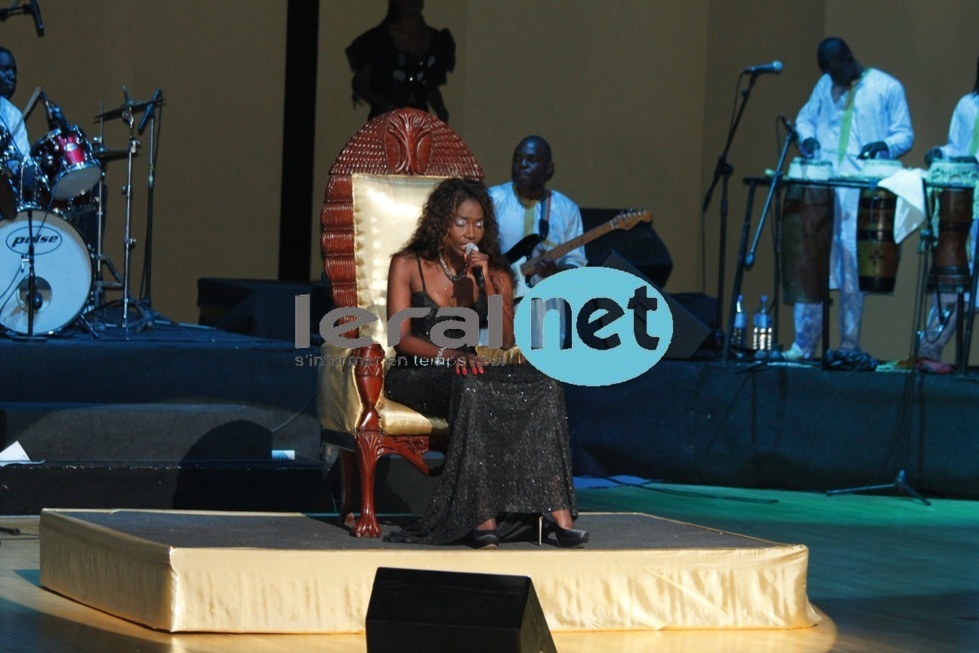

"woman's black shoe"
[543,515,589,548]
[471,528,500,549]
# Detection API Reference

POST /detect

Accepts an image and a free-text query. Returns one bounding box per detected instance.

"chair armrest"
[317,341,381,435]
[475,344,526,366]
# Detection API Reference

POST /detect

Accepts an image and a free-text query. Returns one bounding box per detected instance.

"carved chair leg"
[352,430,383,538]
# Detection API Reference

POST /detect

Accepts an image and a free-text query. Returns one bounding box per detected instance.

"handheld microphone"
[743,60,782,76]
[29,1,43,37]
[463,243,484,287]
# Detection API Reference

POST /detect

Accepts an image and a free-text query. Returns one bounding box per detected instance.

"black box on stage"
[581,207,673,287]
[592,250,712,359]
[365,567,556,653]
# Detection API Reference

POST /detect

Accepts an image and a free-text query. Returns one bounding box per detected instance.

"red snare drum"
[31,126,101,201]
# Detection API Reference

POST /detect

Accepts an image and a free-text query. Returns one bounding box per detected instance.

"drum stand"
[961,219,979,373]
[826,178,934,506]
[87,108,124,331]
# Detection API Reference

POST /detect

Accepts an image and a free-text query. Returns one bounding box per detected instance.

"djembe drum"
[856,159,903,293]
[927,160,979,291]
[781,158,834,303]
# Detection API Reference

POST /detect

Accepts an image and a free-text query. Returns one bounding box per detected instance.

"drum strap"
[521,190,552,247]
[969,109,979,156]
[838,68,872,166]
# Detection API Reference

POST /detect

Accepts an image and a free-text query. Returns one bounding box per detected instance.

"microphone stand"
[826,177,933,505]
[14,160,45,343]
[129,89,165,332]
[722,119,794,364]
[702,71,761,353]
[0,2,31,22]
[745,120,795,316]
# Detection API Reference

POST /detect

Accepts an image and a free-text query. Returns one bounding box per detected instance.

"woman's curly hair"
[397,177,513,281]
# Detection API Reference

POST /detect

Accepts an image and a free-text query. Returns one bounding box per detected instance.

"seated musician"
[0,47,30,179]
[489,136,587,348]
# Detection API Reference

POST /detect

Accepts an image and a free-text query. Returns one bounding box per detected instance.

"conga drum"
[927,160,979,291]
[857,186,900,293]
[781,179,834,303]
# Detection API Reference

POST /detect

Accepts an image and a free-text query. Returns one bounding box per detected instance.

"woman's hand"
[449,350,484,376]
[465,247,491,287]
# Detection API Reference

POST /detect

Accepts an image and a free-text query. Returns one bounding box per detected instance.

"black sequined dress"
[383,262,577,546]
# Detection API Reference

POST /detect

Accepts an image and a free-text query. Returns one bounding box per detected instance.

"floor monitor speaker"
[366,567,556,653]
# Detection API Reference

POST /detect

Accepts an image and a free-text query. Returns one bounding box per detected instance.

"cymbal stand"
[826,177,933,505]
[119,108,140,331]
[88,105,122,329]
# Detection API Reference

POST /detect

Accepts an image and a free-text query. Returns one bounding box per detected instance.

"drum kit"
[0,88,162,338]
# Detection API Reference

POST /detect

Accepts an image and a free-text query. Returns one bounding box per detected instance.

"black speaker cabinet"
[580,207,673,287]
[593,250,711,359]
[366,567,556,653]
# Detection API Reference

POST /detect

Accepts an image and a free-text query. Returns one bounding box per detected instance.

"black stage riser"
[0,463,334,515]
[566,360,979,499]
[1,404,320,462]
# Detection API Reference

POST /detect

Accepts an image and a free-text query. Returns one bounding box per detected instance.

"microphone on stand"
[463,243,484,287]
[779,114,799,144]
[138,88,162,134]
[743,60,783,76]
[41,93,69,131]
[28,1,43,37]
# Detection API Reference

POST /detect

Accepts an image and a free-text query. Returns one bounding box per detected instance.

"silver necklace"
[437,251,467,282]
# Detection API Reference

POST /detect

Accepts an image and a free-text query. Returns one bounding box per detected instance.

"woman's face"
[443,197,484,257]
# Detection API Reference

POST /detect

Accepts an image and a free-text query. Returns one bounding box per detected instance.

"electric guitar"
[507,208,653,298]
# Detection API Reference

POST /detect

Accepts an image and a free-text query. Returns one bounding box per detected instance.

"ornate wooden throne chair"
[317,108,484,537]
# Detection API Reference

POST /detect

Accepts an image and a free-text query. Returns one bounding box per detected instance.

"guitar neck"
[518,221,616,276]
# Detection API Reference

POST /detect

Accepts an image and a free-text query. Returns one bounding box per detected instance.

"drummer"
[918,55,979,372]
[787,37,914,361]
[0,47,30,172]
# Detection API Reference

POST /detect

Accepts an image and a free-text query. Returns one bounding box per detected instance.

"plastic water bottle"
[732,294,747,349]
[752,295,772,352]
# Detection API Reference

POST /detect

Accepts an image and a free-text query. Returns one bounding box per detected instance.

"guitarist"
[490,136,586,349]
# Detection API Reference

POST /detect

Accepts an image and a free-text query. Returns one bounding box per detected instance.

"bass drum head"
[0,210,92,335]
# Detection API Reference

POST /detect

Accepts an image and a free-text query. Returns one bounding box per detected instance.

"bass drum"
[0,209,92,335]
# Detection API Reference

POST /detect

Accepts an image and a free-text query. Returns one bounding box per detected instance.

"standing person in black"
[345,0,455,122]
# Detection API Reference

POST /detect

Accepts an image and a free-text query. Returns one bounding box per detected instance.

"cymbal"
[92,144,133,162]
[93,97,163,122]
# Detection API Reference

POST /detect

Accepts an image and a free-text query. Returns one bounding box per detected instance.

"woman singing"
[383,177,588,549]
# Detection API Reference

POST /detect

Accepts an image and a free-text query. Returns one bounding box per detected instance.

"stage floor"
[38,509,818,634]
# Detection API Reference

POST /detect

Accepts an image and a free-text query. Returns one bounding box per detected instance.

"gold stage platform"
[38,509,819,634]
